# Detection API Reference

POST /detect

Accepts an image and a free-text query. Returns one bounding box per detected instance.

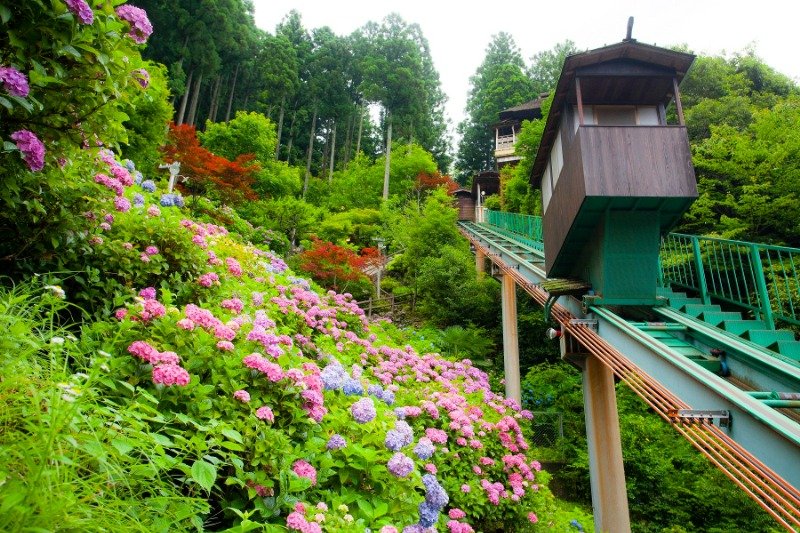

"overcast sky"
[252,0,798,140]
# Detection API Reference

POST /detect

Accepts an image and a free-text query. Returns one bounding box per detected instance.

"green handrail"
[478,211,800,328]
[485,209,543,250]
[661,233,800,328]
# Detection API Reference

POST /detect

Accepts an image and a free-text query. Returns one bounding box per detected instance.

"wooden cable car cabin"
[530,39,698,306]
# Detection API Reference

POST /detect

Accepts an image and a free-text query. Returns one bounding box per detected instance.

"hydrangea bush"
[70,156,555,532]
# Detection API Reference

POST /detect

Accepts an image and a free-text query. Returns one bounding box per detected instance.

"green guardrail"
[661,233,800,329]
[485,209,543,251]
[480,211,800,329]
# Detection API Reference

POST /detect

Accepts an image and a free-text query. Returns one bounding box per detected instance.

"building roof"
[471,171,500,199]
[492,94,548,127]
[529,40,695,187]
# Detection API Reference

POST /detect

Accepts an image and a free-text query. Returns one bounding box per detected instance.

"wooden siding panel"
[544,133,586,273]
[579,126,697,198]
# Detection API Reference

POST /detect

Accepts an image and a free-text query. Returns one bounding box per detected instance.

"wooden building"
[453,189,475,221]
[493,95,545,169]
[530,39,697,305]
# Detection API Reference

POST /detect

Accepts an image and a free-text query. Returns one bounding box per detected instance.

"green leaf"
[0,4,10,24]
[373,500,389,518]
[0,97,12,111]
[221,428,243,443]
[287,474,311,493]
[60,45,82,59]
[151,433,174,447]
[356,498,374,518]
[3,140,16,151]
[191,459,217,492]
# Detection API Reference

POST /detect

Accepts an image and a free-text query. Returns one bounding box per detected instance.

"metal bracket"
[569,319,598,332]
[667,409,731,429]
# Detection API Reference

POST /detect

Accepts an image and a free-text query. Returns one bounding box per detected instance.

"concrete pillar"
[583,355,631,533]
[475,248,486,278]
[501,272,521,403]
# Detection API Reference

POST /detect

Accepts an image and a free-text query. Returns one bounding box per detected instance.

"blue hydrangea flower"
[394,406,406,419]
[422,474,449,509]
[134,171,143,185]
[133,193,145,207]
[124,159,135,171]
[414,437,435,460]
[342,377,364,396]
[141,179,156,192]
[417,501,440,528]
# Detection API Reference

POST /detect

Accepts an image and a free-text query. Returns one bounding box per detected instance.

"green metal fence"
[485,210,544,251]
[660,233,800,328]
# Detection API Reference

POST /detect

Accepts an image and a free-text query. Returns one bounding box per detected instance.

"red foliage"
[415,171,459,194]
[162,123,259,204]
[298,238,372,292]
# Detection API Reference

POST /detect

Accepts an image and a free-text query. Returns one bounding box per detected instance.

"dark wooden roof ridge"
[529,40,695,187]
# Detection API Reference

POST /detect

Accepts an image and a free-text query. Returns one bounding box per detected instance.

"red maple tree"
[298,238,373,292]
[415,171,459,194]
[162,123,259,204]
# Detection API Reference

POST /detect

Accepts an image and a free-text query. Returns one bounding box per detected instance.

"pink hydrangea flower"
[292,459,317,486]
[147,205,160,217]
[152,363,190,386]
[138,287,157,300]
[233,389,250,403]
[461,484,471,493]
[255,406,274,422]
[216,340,235,351]
[115,308,128,320]
[145,245,159,255]
[527,512,538,523]
[177,318,195,330]
[448,509,466,520]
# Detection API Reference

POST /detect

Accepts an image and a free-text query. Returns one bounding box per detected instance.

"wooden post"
[576,77,585,126]
[582,355,631,533]
[501,273,521,403]
[476,248,486,278]
[672,77,685,126]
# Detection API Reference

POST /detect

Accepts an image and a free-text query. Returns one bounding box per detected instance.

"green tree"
[527,39,579,96]
[456,33,534,182]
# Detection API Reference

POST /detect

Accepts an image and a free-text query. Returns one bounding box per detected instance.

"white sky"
[252,0,799,140]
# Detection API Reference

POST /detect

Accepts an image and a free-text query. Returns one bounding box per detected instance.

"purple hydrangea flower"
[115,5,153,44]
[134,171,143,185]
[141,179,156,192]
[385,430,407,452]
[326,434,346,450]
[414,437,435,460]
[132,68,149,88]
[350,397,376,424]
[320,363,347,391]
[380,389,396,406]
[422,474,449,509]
[64,0,94,24]
[387,452,414,478]
[133,193,145,207]
[0,66,29,97]
[10,130,45,171]
[369,384,385,398]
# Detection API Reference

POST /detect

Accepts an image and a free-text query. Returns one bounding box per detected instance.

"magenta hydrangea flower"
[115,4,153,44]
[145,245,159,256]
[138,286,157,300]
[386,452,414,478]
[132,68,149,88]
[0,66,29,97]
[114,196,131,212]
[64,0,94,24]
[10,130,45,171]
[292,459,317,486]
[233,389,250,403]
[152,363,190,386]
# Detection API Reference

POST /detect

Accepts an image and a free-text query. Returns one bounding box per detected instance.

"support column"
[475,249,486,279]
[501,273,521,403]
[583,355,631,533]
